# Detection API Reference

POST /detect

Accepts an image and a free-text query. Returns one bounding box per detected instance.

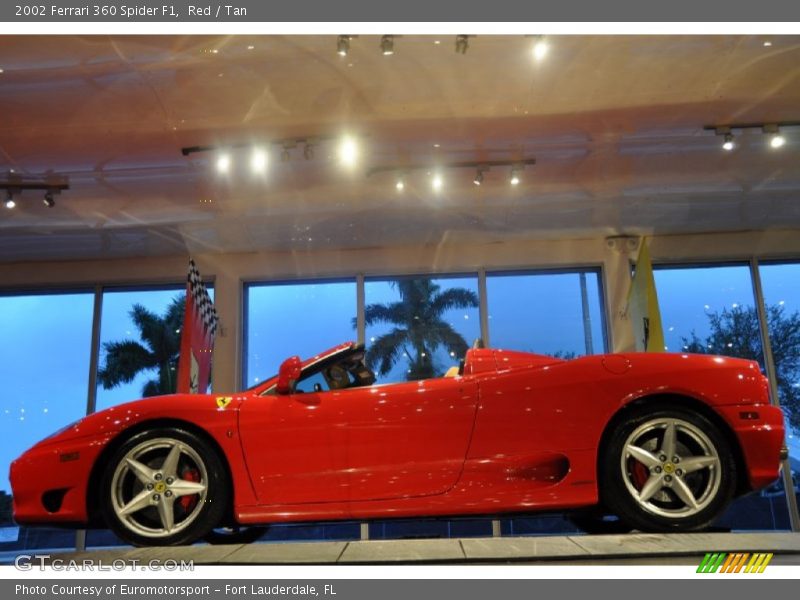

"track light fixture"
[303,143,315,160]
[764,124,786,149]
[455,35,470,55]
[722,133,735,151]
[380,35,395,56]
[337,35,351,57]
[1,179,68,209]
[705,121,796,151]
[250,148,268,174]
[281,144,292,162]
[368,158,535,191]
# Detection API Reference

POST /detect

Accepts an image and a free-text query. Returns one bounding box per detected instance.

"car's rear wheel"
[101,428,228,546]
[601,404,737,532]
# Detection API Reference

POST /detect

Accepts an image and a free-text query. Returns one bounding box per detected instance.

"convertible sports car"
[10,341,788,546]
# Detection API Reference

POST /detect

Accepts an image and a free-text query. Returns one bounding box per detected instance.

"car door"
[238,374,478,505]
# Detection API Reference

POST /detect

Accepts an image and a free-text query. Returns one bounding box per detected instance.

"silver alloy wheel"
[620,417,721,519]
[110,437,208,539]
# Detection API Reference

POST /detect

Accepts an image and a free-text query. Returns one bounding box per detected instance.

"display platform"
[41,532,800,565]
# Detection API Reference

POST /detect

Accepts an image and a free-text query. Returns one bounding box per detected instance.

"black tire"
[600,403,737,533]
[204,526,268,545]
[101,427,229,546]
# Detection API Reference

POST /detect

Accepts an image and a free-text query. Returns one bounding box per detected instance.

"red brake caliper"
[179,467,200,511]
[630,459,649,490]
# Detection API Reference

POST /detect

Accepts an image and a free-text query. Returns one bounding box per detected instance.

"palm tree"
[98,294,185,397]
[363,279,479,380]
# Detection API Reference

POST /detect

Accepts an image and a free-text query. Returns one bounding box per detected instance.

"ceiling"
[1,34,799,263]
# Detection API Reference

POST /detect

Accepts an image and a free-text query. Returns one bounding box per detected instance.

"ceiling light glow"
[380,35,395,56]
[770,133,786,148]
[532,36,549,61]
[250,149,267,174]
[338,136,359,167]
[216,154,231,174]
[337,35,350,56]
[431,173,443,191]
[722,133,735,151]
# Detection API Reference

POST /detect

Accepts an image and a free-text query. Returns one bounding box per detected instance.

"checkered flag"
[188,259,218,338]
[177,259,218,394]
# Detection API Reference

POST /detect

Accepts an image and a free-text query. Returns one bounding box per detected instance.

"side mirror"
[276,356,302,395]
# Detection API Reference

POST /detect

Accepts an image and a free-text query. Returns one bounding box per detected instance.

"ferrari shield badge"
[216,396,233,409]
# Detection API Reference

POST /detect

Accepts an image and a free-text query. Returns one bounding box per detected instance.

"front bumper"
[10,436,106,525]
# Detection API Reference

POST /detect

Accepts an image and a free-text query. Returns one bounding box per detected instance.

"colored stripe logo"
[697,552,773,573]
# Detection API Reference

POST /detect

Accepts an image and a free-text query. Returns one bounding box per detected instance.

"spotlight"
[250,148,267,174]
[380,35,395,56]
[510,166,522,186]
[303,143,315,160]
[455,35,469,55]
[216,153,231,174]
[395,178,405,191]
[722,133,735,151]
[763,124,785,149]
[338,136,358,167]
[473,168,484,186]
[431,173,443,191]
[43,190,55,207]
[337,35,350,57]
[5,191,15,209]
[532,35,549,61]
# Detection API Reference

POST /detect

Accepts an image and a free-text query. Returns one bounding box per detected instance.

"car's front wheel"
[101,427,228,546]
[601,404,737,532]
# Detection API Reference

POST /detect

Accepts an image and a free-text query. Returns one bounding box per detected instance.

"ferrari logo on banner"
[176,259,219,394]
[626,238,665,352]
[215,396,233,409]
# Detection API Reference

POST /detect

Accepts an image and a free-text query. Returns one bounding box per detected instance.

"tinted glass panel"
[0,292,93,555]
[364,276,480,383]
[654,264,790,530]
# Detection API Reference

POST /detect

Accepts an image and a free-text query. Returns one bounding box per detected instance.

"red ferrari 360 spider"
[10,342,787,546]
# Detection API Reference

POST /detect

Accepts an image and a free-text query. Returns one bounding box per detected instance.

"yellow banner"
[627,239,665,352]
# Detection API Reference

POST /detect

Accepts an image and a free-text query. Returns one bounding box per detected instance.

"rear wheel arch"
[86,418,235,528]
[596,394,749,496]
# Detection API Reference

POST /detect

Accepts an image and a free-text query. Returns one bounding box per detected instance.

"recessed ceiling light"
[434,40,441,45]
[211,49,219,54]
[247,45,255,50]
[338,136,358,167]
[532,35,549,61]
[0,68,4,74]
[433,143,440,148]
[250,148,267,174]
[763,41,772,47]
[216,154,231,173]
[380,35,395,56]
[395,178,405,191]
[337,35,350,57]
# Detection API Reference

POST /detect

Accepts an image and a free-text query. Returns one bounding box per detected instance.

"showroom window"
[244,279,357,388]
[364,275,480,384]
[94,286,204,413]
[653,263,791,530]
[87,284,209,548]
[757,262,800,514]
[0,290,94,554]
[486,269,607,356]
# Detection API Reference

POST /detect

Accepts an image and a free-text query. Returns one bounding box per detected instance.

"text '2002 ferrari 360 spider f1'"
[10,342,788,546]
